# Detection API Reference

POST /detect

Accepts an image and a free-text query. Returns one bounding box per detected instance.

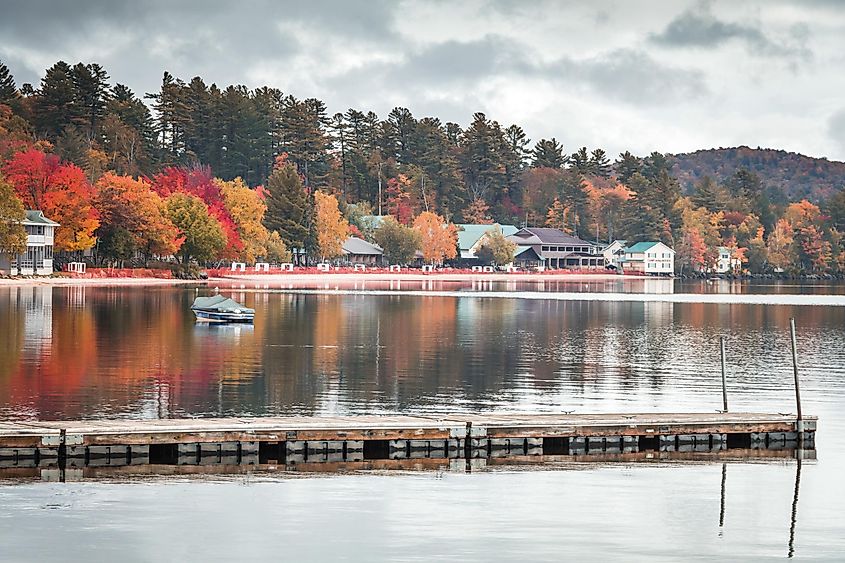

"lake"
[1,279,844,561]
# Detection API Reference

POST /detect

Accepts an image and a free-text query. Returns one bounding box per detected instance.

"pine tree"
[614,151,641,183]
[531,138,566,168]
[33,61,76,139]
[0,60,19,105]
[569,147,590,175]
[263,156,312,251]
[692,176,725,211]
[70,62,110,140]
[589,149,612,178]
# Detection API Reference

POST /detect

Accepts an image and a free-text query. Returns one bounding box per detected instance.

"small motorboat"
[191,295,255,323]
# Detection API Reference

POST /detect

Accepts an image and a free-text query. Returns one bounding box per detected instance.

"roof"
[456,224,520,254]
[509,227,594,246]
[24,210,59,226]
[624,242,662,253]
[456,224,499,251]
[342,237,383,255]
[514,246,542,261]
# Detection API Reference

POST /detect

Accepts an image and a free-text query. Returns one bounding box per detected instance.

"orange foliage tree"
[413,211,457,264]
[95,172,182,261]
[314,190,349,260]
[545,197,572,234]
[462,197,493,224]
[677,228,707,273]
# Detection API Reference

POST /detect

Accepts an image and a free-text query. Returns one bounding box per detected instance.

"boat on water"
[191,295,255,323]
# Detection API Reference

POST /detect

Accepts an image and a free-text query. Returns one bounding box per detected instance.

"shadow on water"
[789,456,803,558]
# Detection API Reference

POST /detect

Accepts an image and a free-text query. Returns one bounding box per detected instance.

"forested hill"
[670,146,845,203]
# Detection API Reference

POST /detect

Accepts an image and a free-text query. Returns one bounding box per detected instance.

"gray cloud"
[546,49,707,105]
[650,3,812,61]
[829,109,845,151]
[0,0,400,95]
[334,35,705,110]
[1,0,844,161]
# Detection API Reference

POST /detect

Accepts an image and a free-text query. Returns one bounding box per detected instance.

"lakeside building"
[602,240,628,269]
[507,227,604,270]
[620,241,675,275]
[0,210,59,276]
[714,246,742,274]
[342,237,384,265]
[456,223,518,263]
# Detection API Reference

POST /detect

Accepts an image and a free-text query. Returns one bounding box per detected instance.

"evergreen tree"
[531,138,566,168]
[569,147,590,175]
[263,157,312,251]
[615,151,641,183]
[70,62,110,140]
[692,176,725,211]
[146,71,189,161]
[589,148,612,178]
[33,61,76,139]
[641,151,671,180]
[0,60,19,105]
[460,112,508,205]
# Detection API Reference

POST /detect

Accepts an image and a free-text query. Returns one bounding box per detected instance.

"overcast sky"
[3,0,845,161]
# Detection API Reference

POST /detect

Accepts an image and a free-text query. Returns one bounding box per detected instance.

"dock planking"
[0,412,816,471]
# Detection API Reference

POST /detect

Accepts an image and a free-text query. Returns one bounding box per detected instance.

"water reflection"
[1,285,845,420]
[789,457,803,558]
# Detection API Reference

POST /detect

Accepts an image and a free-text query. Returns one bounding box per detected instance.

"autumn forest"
[2,60,845,274]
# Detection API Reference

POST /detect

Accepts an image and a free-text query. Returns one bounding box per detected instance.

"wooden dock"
[0,413,816,473]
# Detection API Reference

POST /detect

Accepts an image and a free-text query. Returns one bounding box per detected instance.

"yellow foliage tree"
[767,219,796,272]
[413,211,457,264]
[218,177,289,263]
[314,190,349,260]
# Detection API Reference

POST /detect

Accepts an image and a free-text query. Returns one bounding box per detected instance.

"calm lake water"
[1,280,844,561]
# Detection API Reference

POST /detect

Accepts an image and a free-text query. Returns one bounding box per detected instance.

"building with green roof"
[621,241,675,275]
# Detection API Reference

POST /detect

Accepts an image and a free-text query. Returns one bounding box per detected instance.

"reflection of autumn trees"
[0,289,25,386]
[1,286,844,419]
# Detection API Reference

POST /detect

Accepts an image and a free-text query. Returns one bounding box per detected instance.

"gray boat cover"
[191,295,255,313]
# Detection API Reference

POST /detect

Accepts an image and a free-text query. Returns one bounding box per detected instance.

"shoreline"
[0,276,206,287]
[0,272,653,287]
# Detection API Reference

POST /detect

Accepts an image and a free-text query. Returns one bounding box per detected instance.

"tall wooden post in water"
[790,318,804,442]
[720,337,728,412]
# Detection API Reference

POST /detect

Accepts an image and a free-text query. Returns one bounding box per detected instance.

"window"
[542,246,549,252]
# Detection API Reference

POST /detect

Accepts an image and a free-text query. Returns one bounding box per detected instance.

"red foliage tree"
[151,166,243,258]
[3,148,99,251]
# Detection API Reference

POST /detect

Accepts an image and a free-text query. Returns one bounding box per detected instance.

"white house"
[602,240,627,269]
[621,241,674,275]
[714,247,742,274]
[0,210,58,276]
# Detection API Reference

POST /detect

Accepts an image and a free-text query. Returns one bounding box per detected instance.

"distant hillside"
[669,146,845,203]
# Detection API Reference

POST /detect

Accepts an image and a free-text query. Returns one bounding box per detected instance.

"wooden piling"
[789,318,804,433]
[720,336,729,412]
